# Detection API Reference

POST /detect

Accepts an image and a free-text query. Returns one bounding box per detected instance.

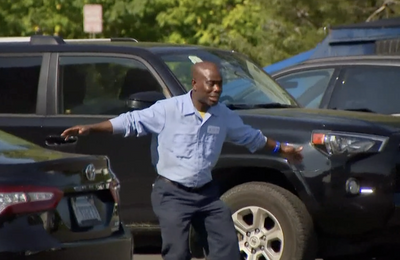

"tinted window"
[329,66,400,115]
[275,68,335,108]
[0,56,42,114]
[59,56,163,115]
[160,50,297,106]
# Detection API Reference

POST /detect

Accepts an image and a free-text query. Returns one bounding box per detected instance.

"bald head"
[191,61,223,110]
[191,61,220,79]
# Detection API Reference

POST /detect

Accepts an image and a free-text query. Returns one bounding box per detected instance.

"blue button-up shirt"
[109,91,266,187]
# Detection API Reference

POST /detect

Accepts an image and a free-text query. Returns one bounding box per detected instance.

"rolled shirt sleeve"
[109,101,166,137]
[225,110,266,153]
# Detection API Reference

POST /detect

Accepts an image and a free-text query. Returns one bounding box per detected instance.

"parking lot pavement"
[133,255,325,260]
[133,256,159,260]
[134,255,203,260]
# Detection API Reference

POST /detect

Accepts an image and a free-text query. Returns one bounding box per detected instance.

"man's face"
[192,67,223,106]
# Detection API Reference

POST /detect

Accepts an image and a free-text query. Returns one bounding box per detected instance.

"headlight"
[311,131,388,155]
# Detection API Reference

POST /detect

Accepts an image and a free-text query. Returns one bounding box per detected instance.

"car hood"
[0,131,86,165]
[0,145,85,165]
[0,132,113,188]
[237,107,400,133]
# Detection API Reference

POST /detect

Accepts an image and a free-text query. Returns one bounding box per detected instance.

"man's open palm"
[281,144,303,164]
[61,125,90,139]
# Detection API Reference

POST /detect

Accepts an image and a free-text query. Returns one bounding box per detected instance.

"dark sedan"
[271,55,400,116]
[0,131,133,259]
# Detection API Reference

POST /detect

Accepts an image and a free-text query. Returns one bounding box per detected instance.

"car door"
[0,53,49,149]
[42,52,171,226]
[327,64,400,115]
[273,67,339,109]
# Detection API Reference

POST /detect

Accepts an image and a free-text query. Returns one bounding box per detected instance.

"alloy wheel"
[232,206,284,260]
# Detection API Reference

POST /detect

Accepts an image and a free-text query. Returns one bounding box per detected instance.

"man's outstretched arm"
[61,101,166,139]
[225,111,274,153]
[225,109,303,162]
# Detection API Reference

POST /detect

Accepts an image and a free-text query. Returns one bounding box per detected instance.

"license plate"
[71,195,101,227]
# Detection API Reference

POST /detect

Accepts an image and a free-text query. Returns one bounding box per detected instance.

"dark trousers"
[151,176,241,260]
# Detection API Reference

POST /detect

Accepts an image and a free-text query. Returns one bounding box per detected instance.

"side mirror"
[126,91,166,110]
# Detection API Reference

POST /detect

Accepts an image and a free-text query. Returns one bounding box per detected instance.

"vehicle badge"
[84,164,96,181]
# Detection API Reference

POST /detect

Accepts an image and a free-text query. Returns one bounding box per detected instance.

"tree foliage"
[0,0,399,66]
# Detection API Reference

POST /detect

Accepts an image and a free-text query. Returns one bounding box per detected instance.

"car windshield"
[159,49,298,107]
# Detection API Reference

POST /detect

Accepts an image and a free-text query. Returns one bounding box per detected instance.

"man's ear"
[192,79,196,90]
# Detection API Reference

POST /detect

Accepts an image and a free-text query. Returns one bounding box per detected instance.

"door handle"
[45,135,78,147]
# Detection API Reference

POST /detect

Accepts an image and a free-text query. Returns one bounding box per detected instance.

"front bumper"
[302,139,400,236]
[1,224,133,260]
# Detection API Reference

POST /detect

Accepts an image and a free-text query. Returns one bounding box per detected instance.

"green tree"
[0,0,399,66]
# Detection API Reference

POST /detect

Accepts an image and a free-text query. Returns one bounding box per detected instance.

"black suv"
[271,55,400,116]
[1,35,400,260]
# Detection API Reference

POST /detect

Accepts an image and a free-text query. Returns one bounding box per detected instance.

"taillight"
[0,186,63,216]
[110,179,120,204]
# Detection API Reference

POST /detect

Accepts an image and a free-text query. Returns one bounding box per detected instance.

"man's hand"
[61,121,114,139]
[61,125,91,139]
[280,144,303,164]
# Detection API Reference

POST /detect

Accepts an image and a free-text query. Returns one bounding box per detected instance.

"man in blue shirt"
[61,61,302,260]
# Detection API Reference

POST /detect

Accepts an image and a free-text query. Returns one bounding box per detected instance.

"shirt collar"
[181,90,220,117]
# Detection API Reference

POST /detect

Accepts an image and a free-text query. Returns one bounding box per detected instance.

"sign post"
[83,4,103,38]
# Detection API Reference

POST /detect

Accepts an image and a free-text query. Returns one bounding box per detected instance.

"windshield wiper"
[332,108,377,113]
[226,103,297,110]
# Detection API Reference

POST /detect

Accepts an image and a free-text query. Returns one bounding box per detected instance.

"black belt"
[158,175,212,192]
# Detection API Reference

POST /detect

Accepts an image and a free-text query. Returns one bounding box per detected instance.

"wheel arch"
[212,156,316,211]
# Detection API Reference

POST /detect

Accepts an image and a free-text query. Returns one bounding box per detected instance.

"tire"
[221,182,317,260]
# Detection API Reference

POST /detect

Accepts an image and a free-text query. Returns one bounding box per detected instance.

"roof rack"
[31,35,65,45]
[109,38,138,42]
[0,35,139,44]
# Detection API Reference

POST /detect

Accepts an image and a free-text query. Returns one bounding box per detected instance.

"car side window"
[0,56,42,114]
[275,68,335,108]
[58,56,164,115]
[328,66,400,115]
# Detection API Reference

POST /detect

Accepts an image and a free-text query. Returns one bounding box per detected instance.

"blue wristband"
[273,141,280,153]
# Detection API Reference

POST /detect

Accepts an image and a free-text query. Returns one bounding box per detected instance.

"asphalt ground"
[133,247,392,260]
[134,256,201,260]
[133,255,386,260]
[132,246,325,260]
[133,254,326,260]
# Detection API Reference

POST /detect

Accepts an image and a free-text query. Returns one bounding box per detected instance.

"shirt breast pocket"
[204,133,219,158]
[172,128,197,159]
